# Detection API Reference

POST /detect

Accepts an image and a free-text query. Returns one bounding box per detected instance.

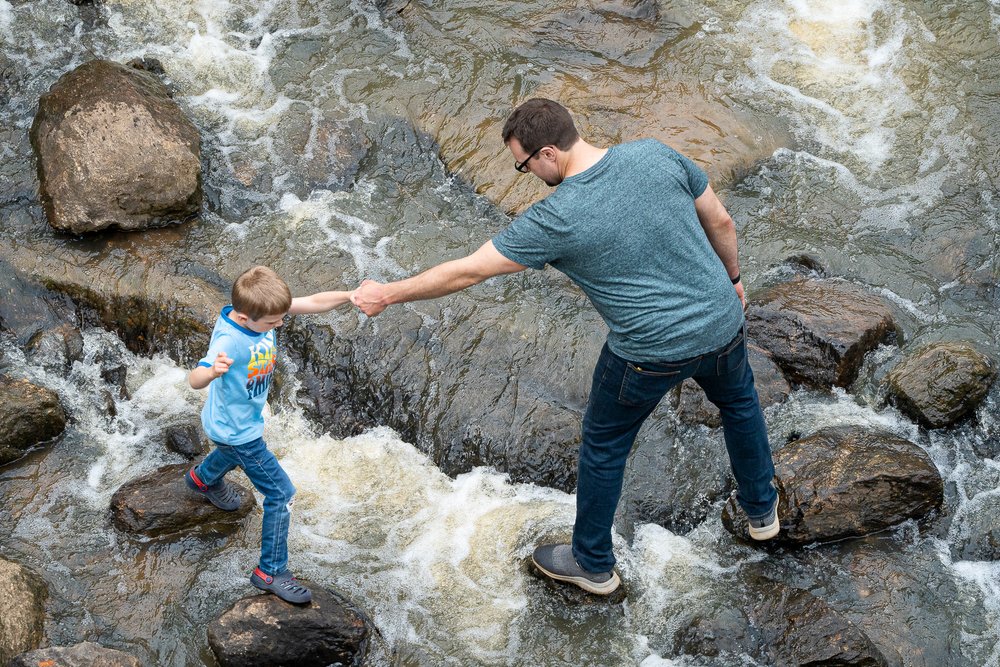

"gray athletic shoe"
[531,543,621,595]
[185,468,241,512]
[748,491,780,541]
[251,567,312,604]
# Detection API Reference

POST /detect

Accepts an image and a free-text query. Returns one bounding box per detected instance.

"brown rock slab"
[722,426,943,545]
[0,376,66,466]
[887,341,995,428]
[9,642,141,667]
[745,278,899,389]
[207,584,371,667]
[110,462,256,538]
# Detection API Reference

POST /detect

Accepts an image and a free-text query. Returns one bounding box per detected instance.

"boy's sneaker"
[250,567,312,604]
[748,491,780,541]
[531,544,621,595]
[184,468,241,511]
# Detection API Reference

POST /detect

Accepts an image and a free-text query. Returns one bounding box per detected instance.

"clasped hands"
[349,279,389,317]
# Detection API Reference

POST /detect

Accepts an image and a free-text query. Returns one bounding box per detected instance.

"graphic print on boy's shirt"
[246,338,277,400]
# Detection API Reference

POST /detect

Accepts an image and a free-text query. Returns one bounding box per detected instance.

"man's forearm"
[382,258,487,306]
[702,218,740,279]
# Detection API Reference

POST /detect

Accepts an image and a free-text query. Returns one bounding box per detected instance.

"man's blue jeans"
[195,437,296,576]
[573,325,776,573]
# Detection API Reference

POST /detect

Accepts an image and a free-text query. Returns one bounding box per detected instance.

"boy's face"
[234,310,287,333]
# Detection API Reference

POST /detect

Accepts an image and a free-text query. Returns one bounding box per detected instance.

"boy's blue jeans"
[573,325,776,573]
[195,437,296,576]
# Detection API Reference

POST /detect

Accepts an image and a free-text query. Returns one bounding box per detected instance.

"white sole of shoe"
[748,517,780,540]
[531,556,622,595]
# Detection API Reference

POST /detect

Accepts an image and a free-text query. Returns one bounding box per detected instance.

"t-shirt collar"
[221,305,265,337]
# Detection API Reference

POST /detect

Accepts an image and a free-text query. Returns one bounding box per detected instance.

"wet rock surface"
[0,557,47,666]
[887,342,995,428]
[0,376,66,467]
[745,278,900,389]
[25,322,84,374]
[722,426,943,545]
[30,59,202,233]
[164,422,209,459]
[0,259,78,347]
[8,642,141,667]
[673,575,887,666]
[110,462,256,538]
[207,584,371,667]
[949,492,1000,561]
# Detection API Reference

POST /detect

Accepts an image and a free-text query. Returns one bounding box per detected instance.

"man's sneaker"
[531,543,620,595]
[748,491,780,541]
[250,567,312,604]
[184,468,241,511]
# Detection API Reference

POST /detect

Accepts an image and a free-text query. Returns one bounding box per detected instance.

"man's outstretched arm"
[351,241,526,316]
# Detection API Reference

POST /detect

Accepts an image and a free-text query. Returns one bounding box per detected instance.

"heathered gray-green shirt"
[492,138,744,363]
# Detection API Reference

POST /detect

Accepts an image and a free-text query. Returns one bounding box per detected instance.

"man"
[352,98,779,595]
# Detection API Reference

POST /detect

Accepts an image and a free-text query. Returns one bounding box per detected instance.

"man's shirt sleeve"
[491,202,560,270]
[675,149,710,198]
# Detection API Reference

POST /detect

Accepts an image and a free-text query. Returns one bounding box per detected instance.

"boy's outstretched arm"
[190,352,234,389]
[288,290,355,315]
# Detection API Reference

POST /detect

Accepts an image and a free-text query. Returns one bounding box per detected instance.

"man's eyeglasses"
[514,145,545,173]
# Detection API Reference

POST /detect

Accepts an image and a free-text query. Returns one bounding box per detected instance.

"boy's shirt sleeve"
[198,333,241,368]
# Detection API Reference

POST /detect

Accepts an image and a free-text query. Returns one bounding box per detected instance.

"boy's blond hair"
[232,266,292,320]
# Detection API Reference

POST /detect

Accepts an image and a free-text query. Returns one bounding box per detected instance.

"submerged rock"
[30,59,202,233]
[110,462,256,538]
[949,492,1000,562]
[0,377,66,467]
[0,557,47,666]
[671,343,791,428]
[207,584,371,667]
[9,642,141,667]
[887,342,995,428]
[164,422,209,459]
[722,426,943,545]
[0,259,78,348]
[745,278,900,389]
[25,322,84,374]
[673,576,887,666]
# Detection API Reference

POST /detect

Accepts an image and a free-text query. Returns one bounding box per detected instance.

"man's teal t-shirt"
[198,306,278,445]
[492,139,744,363]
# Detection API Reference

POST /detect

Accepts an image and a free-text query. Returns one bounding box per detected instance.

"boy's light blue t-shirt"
[492,138,744,363]
[198,306,278,445]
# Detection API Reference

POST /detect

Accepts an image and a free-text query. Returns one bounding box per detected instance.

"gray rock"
[30,59,202,233]
[164,423,209,459]
[887,342,995,428]
[674,575,886,666]
[0,557,47,666]
[722,426,943,545]
[110,462,255,538]
[25,322,84,374]
[950,492,1000,561]
[0,377,66,466]
[745,278,900,389]
[9,642,141,667]
[207,584,370,667]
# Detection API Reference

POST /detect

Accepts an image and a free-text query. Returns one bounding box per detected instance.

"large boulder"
[29,59,202,233]
[671,343,791,428]
[207,584,370,667]
[745,278,900,389]
[110,462,256,538]
[9,642,141,667]
[722,426,943,545]
[673,576,887,666]
[887,342,995,428]
[0,377,66,466]
[0,557,47,666]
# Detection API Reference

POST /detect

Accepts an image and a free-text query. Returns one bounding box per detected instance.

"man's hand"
[735,280,746,309]
[211,352,234,378]
[351,279,389,317]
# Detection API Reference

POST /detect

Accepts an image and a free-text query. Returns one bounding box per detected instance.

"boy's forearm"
[189,365,216,390]
[289,290,354,315]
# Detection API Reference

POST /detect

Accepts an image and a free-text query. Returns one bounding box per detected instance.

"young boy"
[185,265,352,604]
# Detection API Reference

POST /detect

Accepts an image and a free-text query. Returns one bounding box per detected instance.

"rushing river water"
[2,0,1000,665]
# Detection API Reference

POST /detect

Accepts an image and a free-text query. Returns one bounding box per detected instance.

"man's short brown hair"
[232,266,292,320]
[502,98,580,153]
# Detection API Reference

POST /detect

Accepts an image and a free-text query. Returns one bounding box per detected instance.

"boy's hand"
[351,279,388,316]
[211,352,234,377]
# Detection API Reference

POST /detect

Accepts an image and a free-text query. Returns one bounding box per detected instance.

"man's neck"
[562,140,608,180]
